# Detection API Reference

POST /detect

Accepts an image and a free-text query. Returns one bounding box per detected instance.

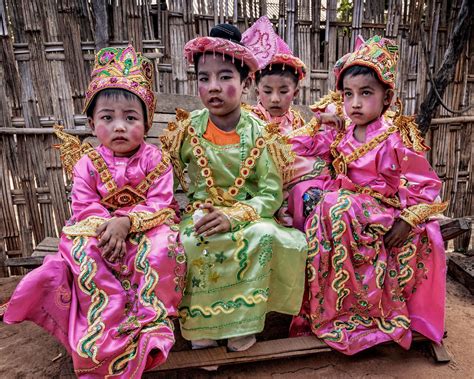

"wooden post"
[351,0,363,50]
[285,0,296,52]
[326,0,337,90]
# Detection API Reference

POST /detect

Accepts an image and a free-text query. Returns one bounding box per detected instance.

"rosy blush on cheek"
[129,126,145,138]
[94,127,109,143]
[198,86,206,98]
[226,85,237,99]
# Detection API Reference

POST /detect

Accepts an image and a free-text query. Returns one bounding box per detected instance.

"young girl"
[241,16,342,230]
[160,24,308,352]
[290,36,448,354]
[2,45,186,376]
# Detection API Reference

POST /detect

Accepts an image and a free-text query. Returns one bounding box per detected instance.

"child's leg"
[191,339,219,349]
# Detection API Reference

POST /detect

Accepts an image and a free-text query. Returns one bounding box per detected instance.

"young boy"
[160,24,308,352]
[290,36,448,355]
[2,45,186,377]
[241,16,342,229]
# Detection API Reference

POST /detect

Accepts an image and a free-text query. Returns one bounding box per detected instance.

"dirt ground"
[0,275,473,379]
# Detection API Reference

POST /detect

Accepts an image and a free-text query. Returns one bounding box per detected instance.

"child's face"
[88,94,146,157]
[256,74,299,117]
[196,54,250,118]
[342,73,392,127]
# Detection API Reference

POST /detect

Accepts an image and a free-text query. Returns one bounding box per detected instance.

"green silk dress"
[162,108,308,340]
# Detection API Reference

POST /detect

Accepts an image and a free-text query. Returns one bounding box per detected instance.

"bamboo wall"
[0,0,473,274]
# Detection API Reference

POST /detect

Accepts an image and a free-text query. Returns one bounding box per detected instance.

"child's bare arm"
[96,217,131,262]
[194,204,231,237]
[384,219,411,249]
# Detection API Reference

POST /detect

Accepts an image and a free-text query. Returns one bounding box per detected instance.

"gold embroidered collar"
[185,123,266,210]
[87,149,170,210]
[330,124,398,176]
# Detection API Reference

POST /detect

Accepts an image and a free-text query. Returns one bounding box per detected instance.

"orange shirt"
[203,118,240,145]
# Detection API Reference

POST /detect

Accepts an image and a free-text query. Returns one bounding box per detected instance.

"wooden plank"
[4,257,44,267]
[430,340,451,363]
[150,336,331,372]
[438,217,472,241]
[34,236,60,251]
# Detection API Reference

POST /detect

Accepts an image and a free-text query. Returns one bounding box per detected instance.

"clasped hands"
[96,216,131,263]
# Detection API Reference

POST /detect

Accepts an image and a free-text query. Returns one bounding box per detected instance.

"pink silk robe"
[3,143,186,377]
[250,102,334,229]
[289,116,447,355]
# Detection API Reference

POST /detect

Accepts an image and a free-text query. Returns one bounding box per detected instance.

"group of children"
[0,16,448,378]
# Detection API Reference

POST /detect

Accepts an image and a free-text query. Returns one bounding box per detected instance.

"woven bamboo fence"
[0,0,473,276]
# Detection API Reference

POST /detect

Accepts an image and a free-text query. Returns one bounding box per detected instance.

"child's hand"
[96,217,131,263]
[194,204,231,237]
[384,219,412,249]
[318,112,345,131]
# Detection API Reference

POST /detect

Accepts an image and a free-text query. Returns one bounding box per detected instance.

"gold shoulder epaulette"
[53,125,93,178]
[392,99,429,152]
[263,122,296,183]
[159,108,190,191]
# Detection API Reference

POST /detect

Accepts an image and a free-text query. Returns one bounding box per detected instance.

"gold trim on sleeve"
[399,202,449,227]
[128,208,176,233]
[219,202,260,231]
[62,216,109,237]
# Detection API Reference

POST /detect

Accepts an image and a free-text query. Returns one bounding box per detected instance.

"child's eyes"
[220,75,232,80]
[344,92,352,97]
[362,91,372,96]
[198,76,208,82]
[101,115,112,120]
[127,116,137,121]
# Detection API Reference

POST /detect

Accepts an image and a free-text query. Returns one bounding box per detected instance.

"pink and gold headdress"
[84,45,156,130]
[184,24,259,72]
[242,16,306,80]
[334,35,399,90]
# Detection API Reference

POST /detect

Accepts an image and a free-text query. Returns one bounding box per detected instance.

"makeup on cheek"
[226,85,237,98]
[198,86,206,98]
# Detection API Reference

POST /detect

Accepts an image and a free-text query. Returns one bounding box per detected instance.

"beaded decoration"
[184,123,267,210]
[183,34,259,72]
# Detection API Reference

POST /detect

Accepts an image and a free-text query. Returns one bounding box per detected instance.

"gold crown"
[84,45,156,130]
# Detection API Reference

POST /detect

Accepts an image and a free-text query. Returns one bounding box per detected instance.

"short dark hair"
[255,63,299,86]
[339,65,390,91]
[193,52,250,82]
[86,88,146,119]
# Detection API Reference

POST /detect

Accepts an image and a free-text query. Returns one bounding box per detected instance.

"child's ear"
[384,89,394,106]
[87,117,97,136]
[241,76,252,95]
[293,86,300,98]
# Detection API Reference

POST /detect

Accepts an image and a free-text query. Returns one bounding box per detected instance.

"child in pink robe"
[289,36,448,355]
[2,45,186,377]
[241,16,342,229]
